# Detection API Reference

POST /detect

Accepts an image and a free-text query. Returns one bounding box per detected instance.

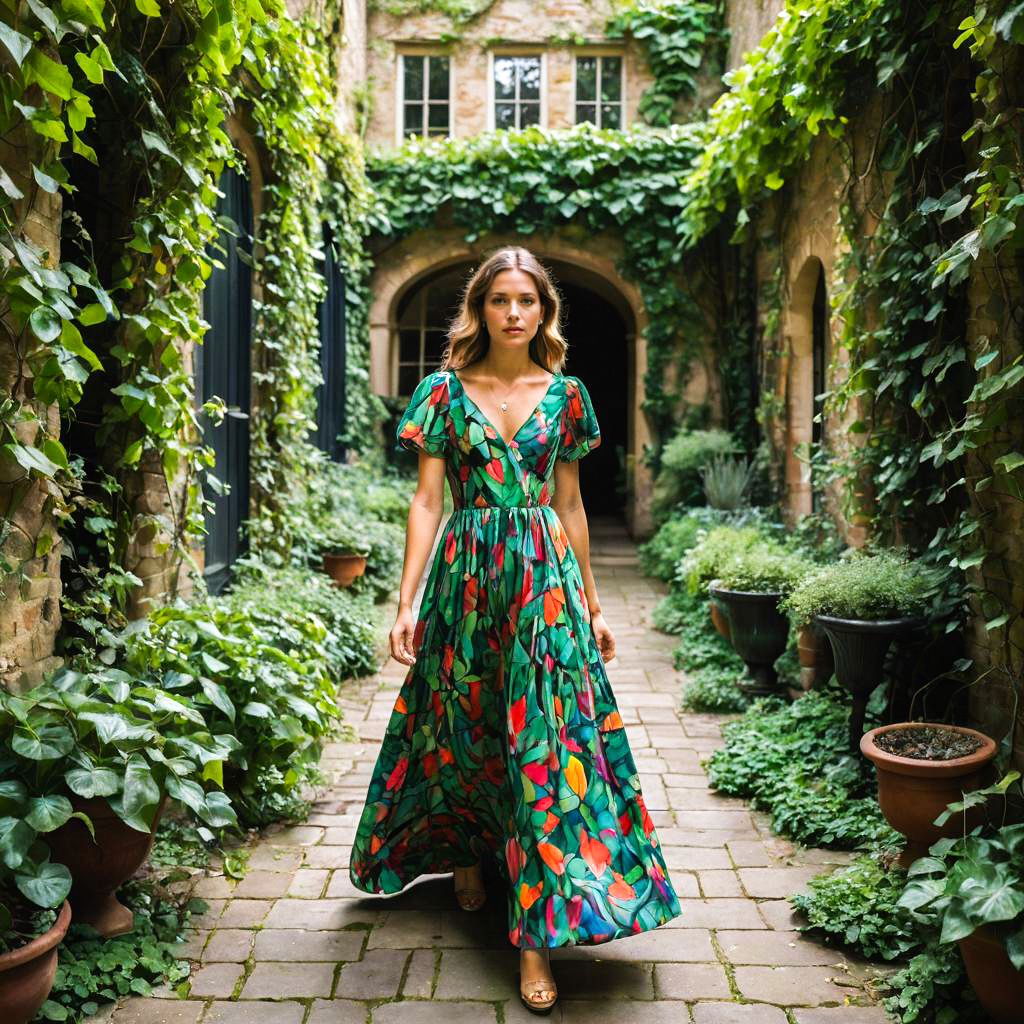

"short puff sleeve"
[558,376,601,462]
[395,372,451,458]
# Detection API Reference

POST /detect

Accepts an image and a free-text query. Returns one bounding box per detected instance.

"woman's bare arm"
[392,452,447,663]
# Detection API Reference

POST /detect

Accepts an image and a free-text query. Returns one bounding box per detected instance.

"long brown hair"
[442,247,568,373]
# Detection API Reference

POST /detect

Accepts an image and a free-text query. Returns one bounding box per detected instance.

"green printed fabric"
[350,369,681,948]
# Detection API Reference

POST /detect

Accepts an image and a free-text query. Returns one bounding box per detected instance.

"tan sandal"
[520,949,557,1015]
[453,863,486,912]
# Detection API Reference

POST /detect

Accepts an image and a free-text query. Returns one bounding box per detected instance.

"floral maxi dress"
[349,369,681,948]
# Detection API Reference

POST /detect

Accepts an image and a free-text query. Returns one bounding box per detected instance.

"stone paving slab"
[90,521,890,1024]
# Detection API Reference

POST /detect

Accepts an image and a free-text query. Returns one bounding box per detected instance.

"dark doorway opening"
[811,267,827,513]
[554,276,629,518]
[198,165,252,595]
[314,227,347,461]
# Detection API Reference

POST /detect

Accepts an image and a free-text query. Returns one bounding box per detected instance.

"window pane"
[403,56,423,101]
[601,104,621,129]
[600,57,622,101]
[576,102,596,125]
[494,57,516,99]
[399,363,420,397]
[520,102,540,127]
[518,57,541,99]
[428,56,449,100]
[424,330,445,361]
[403,103,423,136]
[495,102,516,129]
[428,103,449,131]
[576,56,596,101]
[399,330,420,360]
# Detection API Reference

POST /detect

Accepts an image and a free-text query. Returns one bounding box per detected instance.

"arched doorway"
[389,259,630,519]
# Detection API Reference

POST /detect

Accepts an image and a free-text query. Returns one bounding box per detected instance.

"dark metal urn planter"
[956,924,1023,1024]
[708,580,731,640]
[708,585,789,695]
[859,722,997,868]
[322,551,367,588]
[815,615,925,751]
[0,899,71,1024]
[46,795,167,937]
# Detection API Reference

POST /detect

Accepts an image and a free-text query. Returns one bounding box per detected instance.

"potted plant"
[860,722,997,866]
[0,775,73,1024]
[708,547,812,696]
[783,551,933,750]
[0,666,238,937]
[899,776,1024,1024]
[315,519,371,588]
[796,619,834,692]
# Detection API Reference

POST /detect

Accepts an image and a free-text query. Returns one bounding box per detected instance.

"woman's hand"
[591,612,616,663]
[390,605,417,665]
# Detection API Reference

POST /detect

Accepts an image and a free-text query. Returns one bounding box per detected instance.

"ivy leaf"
[29,307,63,343]
[0,23,32,67]
[24,795,73,833]
[12,721,75,760]
[27,50,74,101]
[78,302,109,326]
[199,790,237,828]
[0,817,35,869]
[16,859,72,909]
[995,452,1024,474]
[60,320,103,372]
[74,52,105,85]
[4,442,62,478]
[32,165,60,194]
[134,0,162,15]
[0,166,24,200]
[121,755,161,833]
[65,766,120,799]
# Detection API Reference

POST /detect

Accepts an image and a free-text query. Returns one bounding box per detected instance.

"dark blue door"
[199,165,252,594]
[314,227,347,462]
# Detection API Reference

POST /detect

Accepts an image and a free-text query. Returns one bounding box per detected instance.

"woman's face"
[482,269,544,351]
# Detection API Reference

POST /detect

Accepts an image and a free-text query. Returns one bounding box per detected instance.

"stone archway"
[369,227,656,533]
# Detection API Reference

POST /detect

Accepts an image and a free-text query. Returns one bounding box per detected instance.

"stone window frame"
[572,48,626,130]
[395,48,455,145]
[486,48,547,132]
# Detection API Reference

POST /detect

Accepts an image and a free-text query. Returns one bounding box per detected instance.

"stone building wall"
[364,0,658,150]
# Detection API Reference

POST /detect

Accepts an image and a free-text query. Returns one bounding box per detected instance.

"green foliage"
[791,852,920,960]
[782,550,938,625]
[114,597,345,828]
[39,881,195,1022]
[368,0,497,25]
[706,685,899,848]
[714,545,812,596]
[701,454,755,510]
[605,1,728,126]
[881,940,987,1024]
[637,507,729,581]
[678,524,769,592]
[650,427,737,518]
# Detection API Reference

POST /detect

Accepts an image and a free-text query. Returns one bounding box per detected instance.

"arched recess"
[370,229,651,528]
[784,256,830,520]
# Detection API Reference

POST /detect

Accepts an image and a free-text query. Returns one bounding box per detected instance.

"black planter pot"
[815,614,927,751]
[709,586,789,696]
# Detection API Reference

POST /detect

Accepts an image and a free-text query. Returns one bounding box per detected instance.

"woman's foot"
[452,862,486,911]
[520,948,557,1014]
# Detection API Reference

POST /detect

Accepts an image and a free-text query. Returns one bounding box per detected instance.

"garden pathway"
[96,518,892,1024]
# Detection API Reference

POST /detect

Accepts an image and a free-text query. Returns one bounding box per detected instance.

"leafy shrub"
[791,852,920,960]
[714,546,813,595]
[679,525,767,591]
[701,454,754,509]
[39,880,195,1022]
[880,940,986,1023]
[650,426,737,518]
[706,684,899,848]
[118,599,344,828]
[638,508,728,582]
[226,559,381,682]
[783,550,935,624]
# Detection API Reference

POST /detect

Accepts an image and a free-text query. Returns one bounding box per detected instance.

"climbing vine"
[605,0,727,126]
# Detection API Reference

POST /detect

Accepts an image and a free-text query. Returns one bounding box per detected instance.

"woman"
[350,246,681,1013]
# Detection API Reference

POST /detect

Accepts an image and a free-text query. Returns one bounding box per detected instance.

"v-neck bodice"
[395,368,601,512]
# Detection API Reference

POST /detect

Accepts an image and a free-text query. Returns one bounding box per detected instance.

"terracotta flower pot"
[860,722,997,867]
[708,581,731,640]
[46,795,166,937]
[708,585,788,696]
[796,622,834,690]
[816,615,925,751]
[0,900,71,1024]
[322,551,367,588]
[957,924,1023,1024]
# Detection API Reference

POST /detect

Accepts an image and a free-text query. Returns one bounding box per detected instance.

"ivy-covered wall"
[0,0,381,689]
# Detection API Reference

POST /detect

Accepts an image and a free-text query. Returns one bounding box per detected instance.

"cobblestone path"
[98,519,891,1024]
